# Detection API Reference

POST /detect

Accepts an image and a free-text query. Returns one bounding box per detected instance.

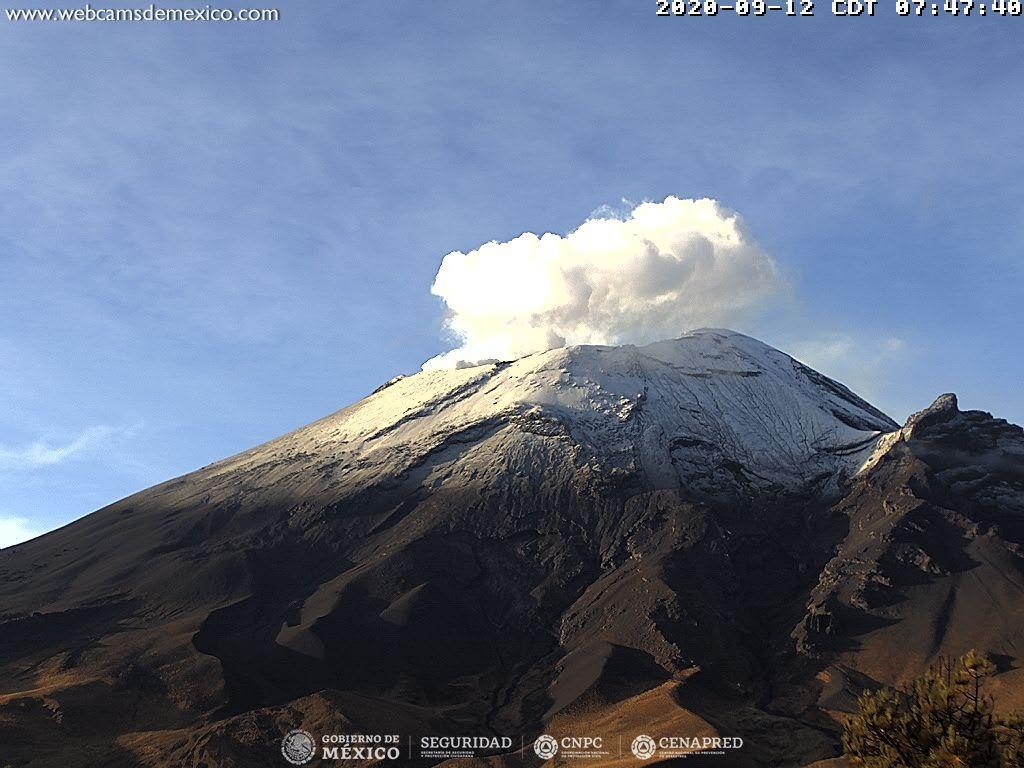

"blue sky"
[2,1,1023,544]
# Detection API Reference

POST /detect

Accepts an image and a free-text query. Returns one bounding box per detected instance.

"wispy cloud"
[789,333,908,406]
[0,423,141,472]
[0,515,47,548]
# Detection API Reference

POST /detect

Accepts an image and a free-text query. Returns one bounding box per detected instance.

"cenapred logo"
[281,729,316,765]
[533,734,559,759]
[631,734,657,760]
[631,734,744,760]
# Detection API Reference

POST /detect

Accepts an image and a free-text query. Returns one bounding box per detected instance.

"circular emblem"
[631,734,657,760]
[281,729,316,765]
[534,734,559,760]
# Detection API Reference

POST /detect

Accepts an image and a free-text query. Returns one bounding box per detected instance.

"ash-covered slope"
[794,393,1024,711]
[2,330,1021,768]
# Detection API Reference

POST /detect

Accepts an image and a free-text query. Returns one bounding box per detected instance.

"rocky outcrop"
[795,393,1024,691]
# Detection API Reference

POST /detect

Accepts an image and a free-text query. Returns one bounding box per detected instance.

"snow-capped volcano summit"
[205,328,897,510]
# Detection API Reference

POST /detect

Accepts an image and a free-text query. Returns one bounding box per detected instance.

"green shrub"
[843,651,1024,767]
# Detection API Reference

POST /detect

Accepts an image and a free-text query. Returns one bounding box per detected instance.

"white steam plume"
[423,196,785,370]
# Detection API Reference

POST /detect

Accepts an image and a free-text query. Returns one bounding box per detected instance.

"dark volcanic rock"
[794,392,1024,697]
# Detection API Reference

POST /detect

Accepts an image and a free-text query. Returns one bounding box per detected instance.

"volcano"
[2,329,1023,767]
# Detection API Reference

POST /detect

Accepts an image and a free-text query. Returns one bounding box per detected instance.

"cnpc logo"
[533,734,559,759]
[533,734,604,760]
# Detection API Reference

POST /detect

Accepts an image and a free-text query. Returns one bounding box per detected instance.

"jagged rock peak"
[905,392,959,435]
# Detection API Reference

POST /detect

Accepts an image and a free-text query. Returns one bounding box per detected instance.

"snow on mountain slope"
[204,328,898,498]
